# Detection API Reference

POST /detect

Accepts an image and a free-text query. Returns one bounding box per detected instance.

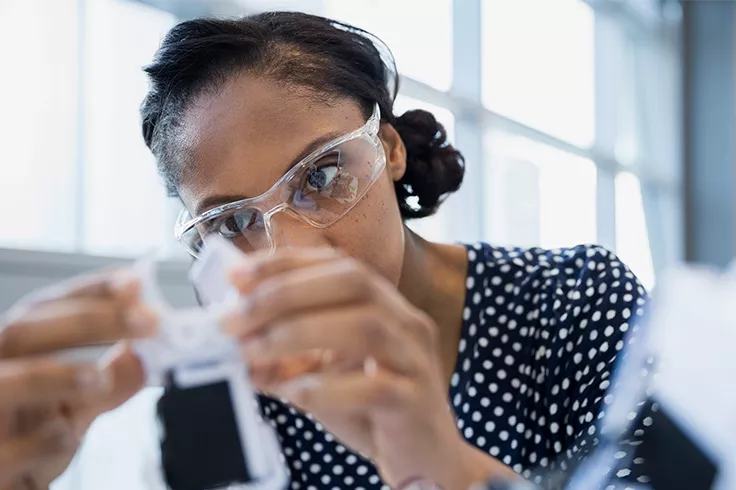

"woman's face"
[176,75,408,285]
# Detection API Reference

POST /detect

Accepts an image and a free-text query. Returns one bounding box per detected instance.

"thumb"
[98,341,145,412]
[66,342,145,440]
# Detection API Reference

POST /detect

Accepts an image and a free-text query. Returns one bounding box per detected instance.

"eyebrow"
[194,130,344,216]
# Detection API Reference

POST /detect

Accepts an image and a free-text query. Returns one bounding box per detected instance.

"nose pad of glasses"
[265,208,326,252]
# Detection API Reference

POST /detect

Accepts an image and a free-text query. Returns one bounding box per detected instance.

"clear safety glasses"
[175,104,385,258]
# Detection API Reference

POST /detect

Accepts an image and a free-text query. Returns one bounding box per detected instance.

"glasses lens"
[179,224,205,257]
[287,137,381,225]
[188,207,269,256]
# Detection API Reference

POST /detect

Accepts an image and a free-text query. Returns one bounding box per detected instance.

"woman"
[140,10,648,489]
[7,11,649,490]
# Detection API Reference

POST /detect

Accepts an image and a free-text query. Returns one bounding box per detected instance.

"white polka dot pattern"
[257,243,648,489]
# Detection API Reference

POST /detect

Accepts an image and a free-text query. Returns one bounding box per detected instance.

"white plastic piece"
[189,236,247,306]
[131,237,288,490]
[133,236,245,386]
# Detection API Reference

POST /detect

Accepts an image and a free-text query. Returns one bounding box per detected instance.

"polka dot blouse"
[256,243,650,490]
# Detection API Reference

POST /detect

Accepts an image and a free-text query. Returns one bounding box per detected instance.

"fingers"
[229,247,340,294]
[0,419,76,487]
[12,269,140,311]
[241,308,420,376]
[0,359,109,409]
[226,258,379,337]
[0,297,156,358]
[95,342,146,412]
[271,370,414,414]
[248,350,327,388]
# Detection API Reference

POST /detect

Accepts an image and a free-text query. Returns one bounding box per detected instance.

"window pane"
[481,0,595,147]
[0,0,79,252]
[394,95,457,243]
[658,189,684,268]
[323,0,453,91]
[615,172,655,290]
[81,0,178,257]
[612,25,640,166]
[484,132,597,249]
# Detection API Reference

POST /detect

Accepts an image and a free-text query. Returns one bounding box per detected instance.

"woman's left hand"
[225,248,510,490]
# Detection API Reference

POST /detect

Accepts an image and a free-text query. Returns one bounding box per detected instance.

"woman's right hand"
[0,271,157,490]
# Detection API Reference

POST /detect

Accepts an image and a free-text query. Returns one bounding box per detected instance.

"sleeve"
[532,245,650,488]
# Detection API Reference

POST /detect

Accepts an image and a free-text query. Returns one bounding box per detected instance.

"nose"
[266,210,329,252]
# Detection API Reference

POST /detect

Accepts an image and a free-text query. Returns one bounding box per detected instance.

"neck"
[398,228,468,384]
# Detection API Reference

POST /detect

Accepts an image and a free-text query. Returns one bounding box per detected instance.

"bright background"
[0,0,685,293]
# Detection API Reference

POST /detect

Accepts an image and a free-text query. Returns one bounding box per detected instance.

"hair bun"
[393,109,465,219]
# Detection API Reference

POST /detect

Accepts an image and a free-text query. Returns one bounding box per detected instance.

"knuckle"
[340,261,374,300]
[37,422,75,455]
[291,381,317,408]
[74,301,126,341]
[257,327,278,352]
[250,256,280,278]
[410,311,437,346]
[77,304,114,334]
[359,311,388,348]
[21,361,72,394]
[259,281,293,311]
[0,322,21,358]
[370,377,401,406]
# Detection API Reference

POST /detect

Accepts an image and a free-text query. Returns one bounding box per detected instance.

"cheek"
[325,173,405,285]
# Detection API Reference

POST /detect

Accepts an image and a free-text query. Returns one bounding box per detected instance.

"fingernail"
[125,304,158,336]
[363,357,378,377]
[76,366,111,393]
[319,349,334,367]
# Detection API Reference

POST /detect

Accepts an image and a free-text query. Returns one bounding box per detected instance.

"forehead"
[176,75,365,211]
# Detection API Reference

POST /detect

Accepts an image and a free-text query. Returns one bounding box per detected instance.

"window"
[0,0,180,258]
[484,132,597,250]
[82,0,179,257]
[615,172,656,289]
[323,0,453,91]
[0,0,683,286]
[481,0,595,147]
[0,0,79,252]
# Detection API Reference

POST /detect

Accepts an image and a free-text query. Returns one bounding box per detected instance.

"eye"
[304,161,341,192]
[214,209,261,238]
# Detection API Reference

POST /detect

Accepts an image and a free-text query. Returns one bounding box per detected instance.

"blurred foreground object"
[565,262,733,490]
[479,262,735,490]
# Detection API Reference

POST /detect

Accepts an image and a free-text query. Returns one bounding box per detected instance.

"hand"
[0,271,156,489]
[226,248,511,490]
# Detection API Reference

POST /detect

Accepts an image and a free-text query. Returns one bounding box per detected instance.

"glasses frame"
[174,103,385,258]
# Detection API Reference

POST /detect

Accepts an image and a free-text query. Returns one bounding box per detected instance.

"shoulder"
[459,243,649,460]
[466,242,648,306]
[462,242,649,380]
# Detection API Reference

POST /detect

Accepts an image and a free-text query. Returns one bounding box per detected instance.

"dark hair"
[141,11,464,219]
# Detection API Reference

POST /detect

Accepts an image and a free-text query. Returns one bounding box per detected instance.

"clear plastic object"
[133,237,288,490]
[564,263,735,490]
